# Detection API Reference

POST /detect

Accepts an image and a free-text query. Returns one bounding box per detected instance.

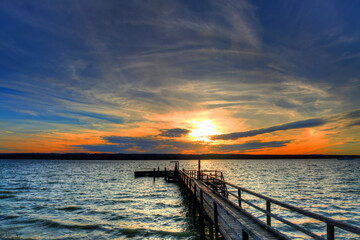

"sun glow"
[190,120,220,142]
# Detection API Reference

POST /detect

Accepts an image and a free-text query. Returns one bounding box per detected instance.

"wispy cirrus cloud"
[212,109,360,141]
[212,118,328,140]
[214,140,292,152]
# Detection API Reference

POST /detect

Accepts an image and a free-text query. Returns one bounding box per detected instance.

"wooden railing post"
[188,178,191,200]
[209,220,214,240]
[192,184,197,220]
[190,178,194,195]
[242,229,249,240]
[327,224,335,240]
[198,159,201,180]
[194,183,197,198]
[200,190,205,239]
[238,189,242,208]
[214,202,219,240]
[266,200,271,226]
[187,175,190,190]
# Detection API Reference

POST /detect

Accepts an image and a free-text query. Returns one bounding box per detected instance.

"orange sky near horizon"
[1,111,358,154]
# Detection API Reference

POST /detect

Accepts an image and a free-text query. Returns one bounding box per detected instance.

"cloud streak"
[79,136,203,153]
[79,136,290,153]
[159,128,190,137]
[212,118,328,140]
[215,140,291,152]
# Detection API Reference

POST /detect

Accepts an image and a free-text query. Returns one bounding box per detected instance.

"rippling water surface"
[0,159,359,239]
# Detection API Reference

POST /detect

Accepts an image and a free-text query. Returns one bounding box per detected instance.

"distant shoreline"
[0,153,359,160]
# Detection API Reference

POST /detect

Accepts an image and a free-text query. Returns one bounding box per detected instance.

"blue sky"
[0,0,359,154]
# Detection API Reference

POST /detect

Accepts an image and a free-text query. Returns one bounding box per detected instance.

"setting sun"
[189,120,220,142]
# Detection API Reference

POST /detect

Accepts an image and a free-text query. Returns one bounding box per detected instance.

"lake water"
[0,159,359,239]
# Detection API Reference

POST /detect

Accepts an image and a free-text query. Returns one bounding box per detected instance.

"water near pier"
[0,159,359,239]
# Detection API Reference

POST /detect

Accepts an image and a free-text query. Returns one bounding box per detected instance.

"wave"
[32,205,46,210]
[119,228,194,238]
[57,205,83,211]
[14,186,31,190]
[0,214,19,220]
[109,215,126,221]
[0,190,15,194]
[0,195,15,199]
[22,218,103,231]
[100,199,134,204]
[43,220,101,230]
[155,202,182,208]
[0,232,36,240]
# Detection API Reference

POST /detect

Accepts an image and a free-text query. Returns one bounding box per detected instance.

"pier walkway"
[134,163,360,239]
[178,169,360,240]
[179,169,286,240]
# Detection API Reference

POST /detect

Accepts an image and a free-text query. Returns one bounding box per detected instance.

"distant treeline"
[0,153,359,160]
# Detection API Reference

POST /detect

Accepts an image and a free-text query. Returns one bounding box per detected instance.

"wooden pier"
[179,169,360,240]
[134,163,360,239]
[134,161,179,181]
[134,168,169,177]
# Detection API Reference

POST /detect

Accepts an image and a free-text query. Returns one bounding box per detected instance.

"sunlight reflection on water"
[0,159,359,239]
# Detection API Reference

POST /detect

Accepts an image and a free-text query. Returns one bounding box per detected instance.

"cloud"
[78,136,291,153]
[159,128,190,137]
[81,136,203,153]
[0,0,350,125]
[69,111,124,124]
[344,109,360,119]
[328,109,360,128]
[215,140,291,152]
[78,136,290,153]
[211,109,360,142]
[212,118,327,140]
[347,120,360,127]
[1,1,360,154]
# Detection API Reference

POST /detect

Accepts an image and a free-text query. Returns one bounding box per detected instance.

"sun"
[189,120,220,142]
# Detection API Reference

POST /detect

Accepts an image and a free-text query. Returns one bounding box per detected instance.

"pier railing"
[180,169,290,239]
[182,169,360,240]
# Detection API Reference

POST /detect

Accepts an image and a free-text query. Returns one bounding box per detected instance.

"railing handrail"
[179,170,288,240]
[200,171,360,235]
[189,170,360,238]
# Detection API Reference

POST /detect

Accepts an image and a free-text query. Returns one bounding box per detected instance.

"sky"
[0,0,359,154]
